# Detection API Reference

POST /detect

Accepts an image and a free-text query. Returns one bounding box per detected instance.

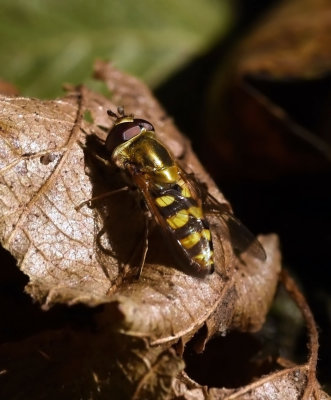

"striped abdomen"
[152,179,214,275]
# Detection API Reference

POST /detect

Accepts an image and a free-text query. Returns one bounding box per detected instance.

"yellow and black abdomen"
[151,180,214,275]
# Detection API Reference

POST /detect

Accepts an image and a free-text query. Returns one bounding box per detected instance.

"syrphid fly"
[104,107,266,276]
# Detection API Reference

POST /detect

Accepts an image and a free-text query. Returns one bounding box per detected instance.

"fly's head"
[105,107,155,170]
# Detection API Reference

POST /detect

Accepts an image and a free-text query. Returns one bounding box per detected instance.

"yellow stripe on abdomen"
[180,228,212,250]
[194,250,214,266]
[155,195,175,207]
[180,231,201,249]
[167,209,189,229]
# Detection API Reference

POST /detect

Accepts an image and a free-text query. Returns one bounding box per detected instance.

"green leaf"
[0,0,233,98]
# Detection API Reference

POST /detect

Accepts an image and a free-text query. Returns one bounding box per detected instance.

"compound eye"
[135,119,154,132]
[122,124,141,141]
[106,121,141,154]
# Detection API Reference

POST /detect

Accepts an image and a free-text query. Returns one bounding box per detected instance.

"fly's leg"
[75,186,130,211]
[136,211,152,278]
[124,209,152,279]
[131,211,152,279]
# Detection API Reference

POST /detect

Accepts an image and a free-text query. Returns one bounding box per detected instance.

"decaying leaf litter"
[0,62,326,399]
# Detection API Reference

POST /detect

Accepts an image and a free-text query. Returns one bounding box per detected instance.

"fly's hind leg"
[124,209,152,279]
[135,210,152,278]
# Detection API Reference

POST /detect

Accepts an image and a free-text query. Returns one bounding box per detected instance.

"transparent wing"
[220,211,266,261]
[205,191,266,262]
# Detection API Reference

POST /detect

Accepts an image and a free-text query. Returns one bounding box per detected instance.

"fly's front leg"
[75,186,130,211]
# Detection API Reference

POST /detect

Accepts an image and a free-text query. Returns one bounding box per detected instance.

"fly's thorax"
[112,133,179,184]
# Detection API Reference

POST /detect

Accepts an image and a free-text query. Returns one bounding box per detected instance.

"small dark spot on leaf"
[40,153,56,165]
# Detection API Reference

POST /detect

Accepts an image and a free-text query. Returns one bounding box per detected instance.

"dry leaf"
[2,62,315,399]
[0,92,112,305]
[0,63,281,347]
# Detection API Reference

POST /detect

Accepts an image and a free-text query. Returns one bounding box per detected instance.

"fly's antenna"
[107,109,118,119]
[117,106,125,116]
[107,106,125,119]
[107,106,134,122]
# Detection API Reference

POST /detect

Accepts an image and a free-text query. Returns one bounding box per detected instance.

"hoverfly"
[104,107,266,276]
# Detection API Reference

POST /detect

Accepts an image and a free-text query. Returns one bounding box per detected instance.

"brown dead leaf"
[0,63,327,399]
[0,63,288,399]
[0,92,113,305]
[0,63,281,348]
